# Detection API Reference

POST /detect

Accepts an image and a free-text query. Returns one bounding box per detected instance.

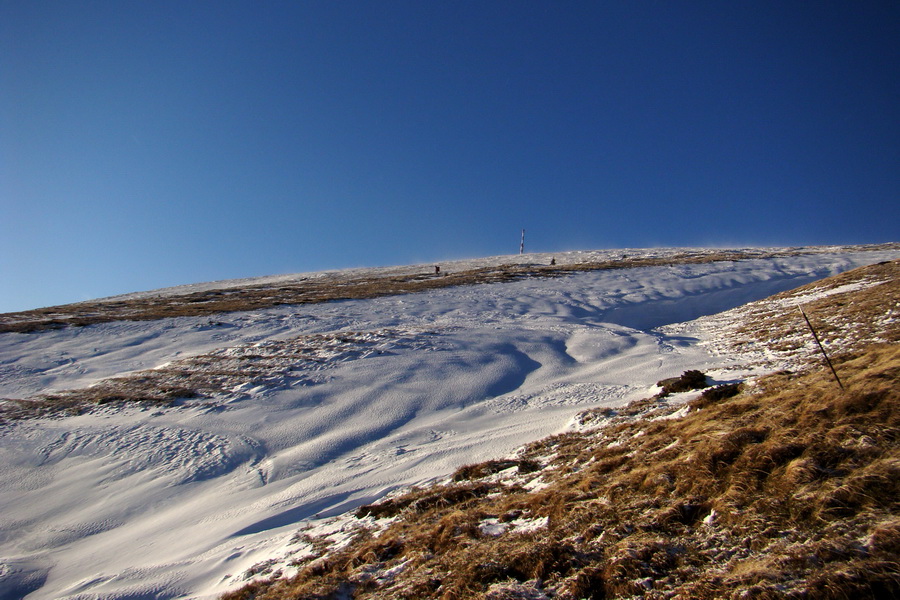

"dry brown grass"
[721,258,900,369]
[4,246,891,334]
[0,329,422,422]
[218,259,900,598]
[220,342,900,600]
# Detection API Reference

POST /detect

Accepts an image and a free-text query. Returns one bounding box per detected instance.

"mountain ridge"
[3,244,897,334]
[1,246,898,600]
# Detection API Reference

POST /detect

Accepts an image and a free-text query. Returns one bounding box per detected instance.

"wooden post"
[799,306,844,391]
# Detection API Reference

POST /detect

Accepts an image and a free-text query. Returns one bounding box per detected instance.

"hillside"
[222,260,900,600]
[2,245,895,334]
[0,246,898,600]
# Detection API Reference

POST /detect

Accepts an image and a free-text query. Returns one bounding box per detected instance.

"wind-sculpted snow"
[0,248,898,600]
[17,424,260,486]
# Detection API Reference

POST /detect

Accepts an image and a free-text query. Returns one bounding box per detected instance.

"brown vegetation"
[220,257,900,600]
[3,249,898,597]
[4,245,892,334]
[719,258,900,368]
[222,343,900,599]
[0,329,423,422]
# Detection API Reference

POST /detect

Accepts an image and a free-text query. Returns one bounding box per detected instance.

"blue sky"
[2,1,898,312]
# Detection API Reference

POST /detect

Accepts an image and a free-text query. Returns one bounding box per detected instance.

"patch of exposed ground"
[0,328,434,422]
[220,261,900,600]
[4,245,894,333]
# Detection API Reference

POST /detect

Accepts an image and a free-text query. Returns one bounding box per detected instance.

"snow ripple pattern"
[1,248,899,600]
[33,425,260,485]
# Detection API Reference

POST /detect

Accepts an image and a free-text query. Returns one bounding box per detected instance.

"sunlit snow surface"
[0,249,897,599]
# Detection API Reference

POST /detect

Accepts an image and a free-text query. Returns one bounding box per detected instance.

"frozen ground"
[0,248,897,600]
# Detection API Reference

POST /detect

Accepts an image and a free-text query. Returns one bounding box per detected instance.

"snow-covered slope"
[0,248,897,600]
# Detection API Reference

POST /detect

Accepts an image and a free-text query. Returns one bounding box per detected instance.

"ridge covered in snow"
[0,245,898,599]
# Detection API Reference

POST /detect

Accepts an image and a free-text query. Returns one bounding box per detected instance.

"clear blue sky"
[2,1,898,312]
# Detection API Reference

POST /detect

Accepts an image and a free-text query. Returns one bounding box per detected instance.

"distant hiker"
[435,265,440,275]
[550,258,556,265]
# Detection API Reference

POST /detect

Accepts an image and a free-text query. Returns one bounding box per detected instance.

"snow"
[478,516,549,537]
[771,279,885,308]
[0,248,897,599]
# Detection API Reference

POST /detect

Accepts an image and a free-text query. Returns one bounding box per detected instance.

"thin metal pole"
[798,306,844,391]
[520,229,525,254]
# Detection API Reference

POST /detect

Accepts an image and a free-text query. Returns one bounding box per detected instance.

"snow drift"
[0,247,897,599]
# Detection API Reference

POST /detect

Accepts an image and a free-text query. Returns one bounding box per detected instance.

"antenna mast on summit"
[520,229,525,254]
